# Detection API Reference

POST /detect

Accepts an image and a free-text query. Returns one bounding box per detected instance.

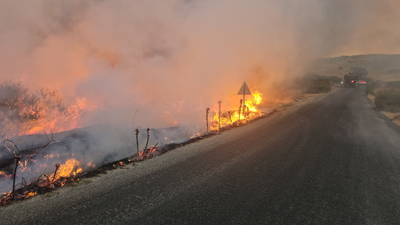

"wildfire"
[1,81,265,206]
[25,97,87,136]
[0,81,87,138]
[210,91,264,130]
[253,92,262,105]
[50,158,81,181]
[1,157,86,206]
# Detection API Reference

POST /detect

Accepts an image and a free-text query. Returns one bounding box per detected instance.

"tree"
[0,80,84,138]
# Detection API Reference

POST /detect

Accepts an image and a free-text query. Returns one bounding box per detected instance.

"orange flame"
[25,98,86,136]
[50,158,81,180]
[210,91,263,130]
[24,191,37,199]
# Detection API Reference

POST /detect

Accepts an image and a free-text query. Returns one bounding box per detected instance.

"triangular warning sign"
[237,81,252,95]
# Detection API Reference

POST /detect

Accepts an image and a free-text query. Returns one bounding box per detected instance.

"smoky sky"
[0,0,399,128]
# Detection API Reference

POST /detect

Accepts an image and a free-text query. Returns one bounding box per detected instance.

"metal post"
[243,93,246,116]
[206,108,210,132]
[238,99,242,123]
[52,164,60,182]
[135,129,139,153]
[144,128,150,151]
[12,156,21,199]
[218,101,221,129]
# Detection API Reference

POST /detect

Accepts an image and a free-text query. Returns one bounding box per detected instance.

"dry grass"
[369,93,400,127]
[368,94,375,102]
[381,111,400,127]
[374,88,400,112]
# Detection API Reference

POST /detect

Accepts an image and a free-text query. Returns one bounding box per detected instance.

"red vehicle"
[343,73,358,87]
[358,80,367,86]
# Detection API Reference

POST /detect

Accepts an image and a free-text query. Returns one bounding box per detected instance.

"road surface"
[1,86,400,224]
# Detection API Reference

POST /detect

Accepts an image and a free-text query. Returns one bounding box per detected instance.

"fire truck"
[343,73,358,87]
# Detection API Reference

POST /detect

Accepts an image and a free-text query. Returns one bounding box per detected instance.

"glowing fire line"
[210,91,263,130]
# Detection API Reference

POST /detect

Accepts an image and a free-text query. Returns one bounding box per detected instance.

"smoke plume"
[1,0,399,128]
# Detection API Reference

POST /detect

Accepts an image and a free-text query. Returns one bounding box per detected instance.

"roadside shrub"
[305,77,331,94]
[0,80,84,137]
[366,82,380,95]
[374,88,400,112]
[327,76,342,83]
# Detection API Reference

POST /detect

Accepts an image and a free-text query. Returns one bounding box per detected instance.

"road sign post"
[237,81,252,117]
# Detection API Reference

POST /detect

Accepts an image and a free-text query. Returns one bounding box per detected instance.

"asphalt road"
[2,86,400,224]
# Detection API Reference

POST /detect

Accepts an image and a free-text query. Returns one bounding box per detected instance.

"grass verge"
[374,88,400,112]
[305,77,331,94]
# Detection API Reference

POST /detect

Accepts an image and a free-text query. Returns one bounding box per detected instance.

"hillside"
[309,54,400,81]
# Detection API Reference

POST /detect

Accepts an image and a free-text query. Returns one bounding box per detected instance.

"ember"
[131,146,162,162]
[0,171,12,179]
[25,191,37,198]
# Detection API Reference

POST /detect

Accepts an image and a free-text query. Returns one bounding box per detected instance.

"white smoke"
[1,0,399,128]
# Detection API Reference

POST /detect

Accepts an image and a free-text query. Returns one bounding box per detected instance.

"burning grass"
[208,91,265,131]
[0,83,275,206]
[0,149,160,206]
[0,106,275,206]
[0,158,83,206]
